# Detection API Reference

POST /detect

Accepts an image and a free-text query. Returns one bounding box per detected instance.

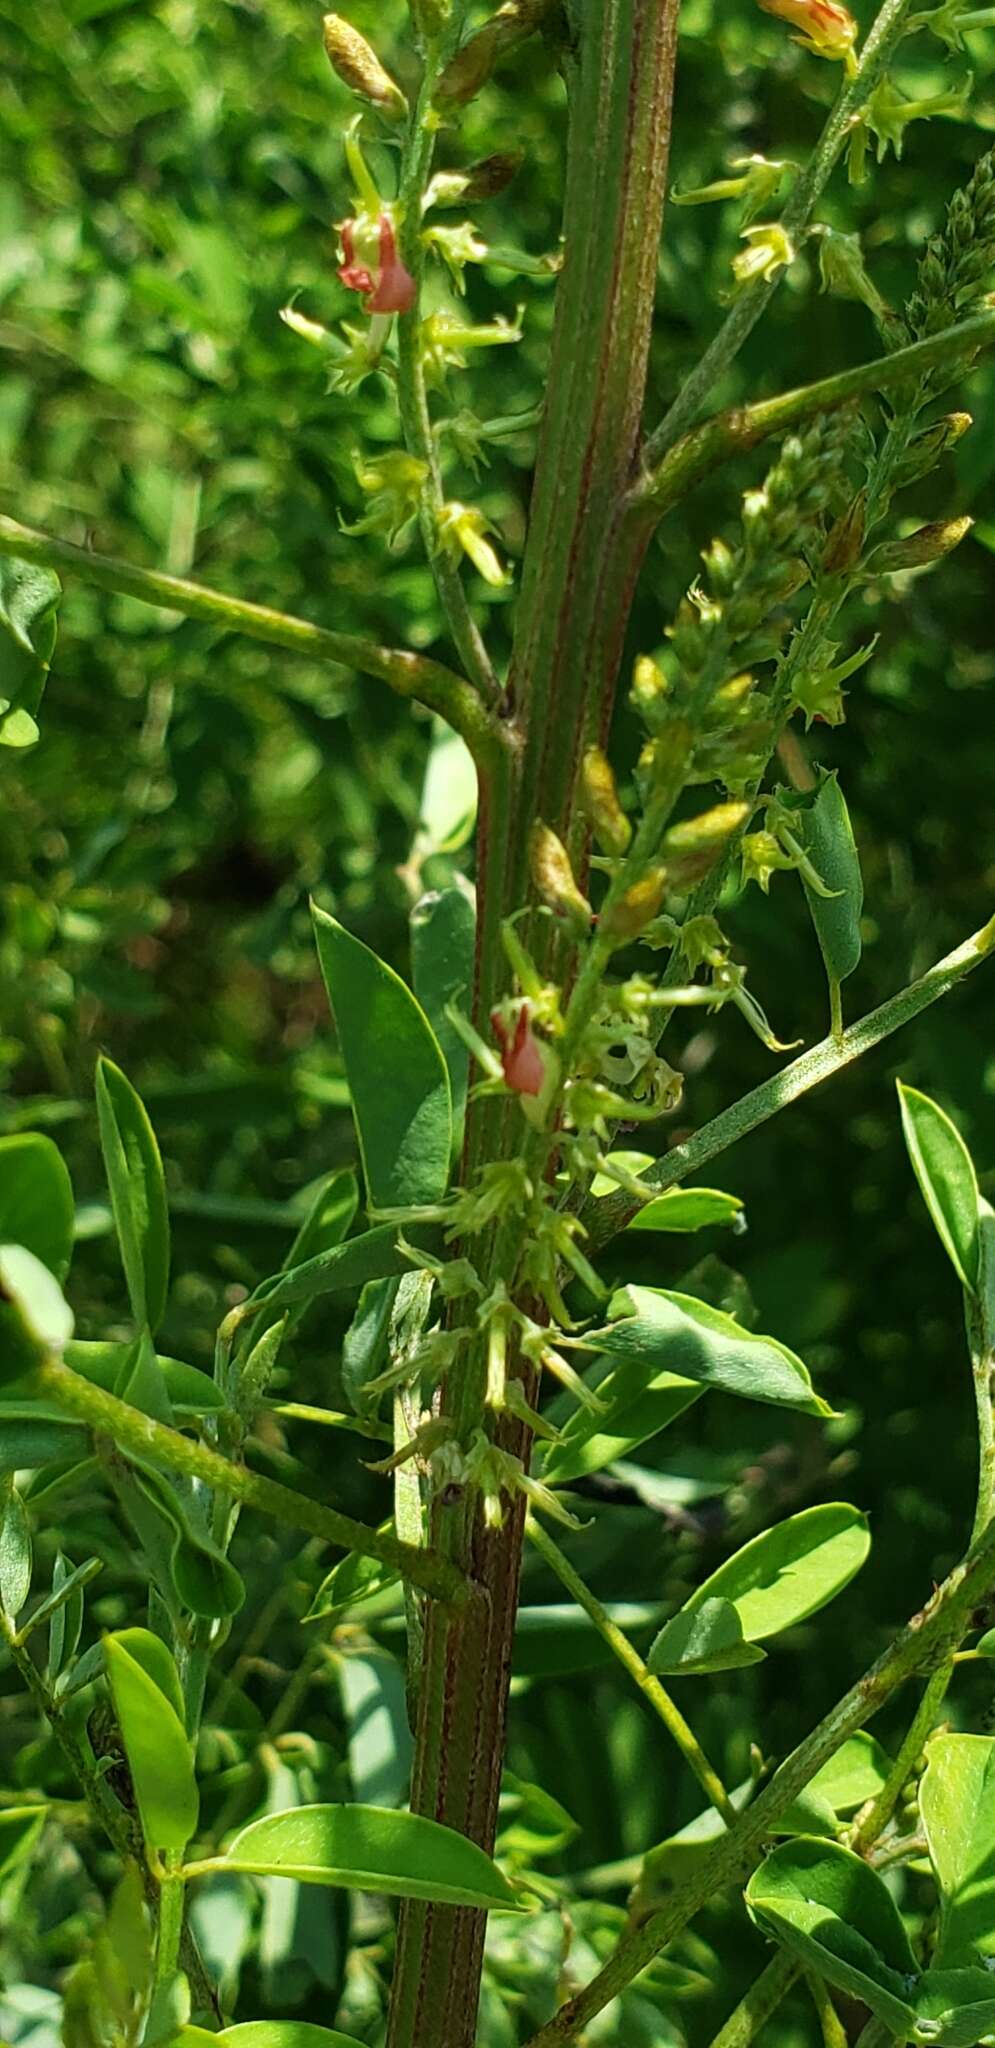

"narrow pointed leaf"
[252,1225,420,1315]
[541,1362,702,1484]
[213,1803,523,1910]
[103,1631,198,1853]
[0,1135,74,1281]
[0,1808,48,1878]
[898,1082,980,1294]
[797,769,864,993]
[312,905,452,1210]
[410,886,475,1152]
[95,1058,170,1333]
[745,1838,920,2036]
[595,1286,833,1417]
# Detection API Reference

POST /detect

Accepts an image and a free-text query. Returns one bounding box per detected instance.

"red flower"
[491,1003,547,1098]
[338,215,416,315]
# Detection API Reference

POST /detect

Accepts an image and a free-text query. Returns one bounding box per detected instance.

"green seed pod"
[866,515,972,575]
[580,747,632,855]
[322,14,408,119]
[529,821,592,926]
[601,868,668,945]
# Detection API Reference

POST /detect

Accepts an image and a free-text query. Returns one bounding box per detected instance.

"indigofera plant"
[2,0,995,2045]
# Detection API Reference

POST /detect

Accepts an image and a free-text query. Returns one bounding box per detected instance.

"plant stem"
[526,1516,738,1827]
[523,1509,995,2046]
[968,1277,995,1545]
[154,1866,186,1987]
[806,1970,849,2048]
[394,31,502,707]
[0,513,503,768]
[631,310,995,523]
[708,1951,801,2048]
[587,915,995,1247]
[849,1659,952,1848]
[34,1356,470,1607]
[641,0,919,467]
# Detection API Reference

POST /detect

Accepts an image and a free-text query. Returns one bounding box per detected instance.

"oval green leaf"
[596,1286,833,1417]
[898,1082,980,1294]
[649,1503,870,1675]
[920,1732,995,1969]
[95,1058,171,1333]
[0,1135,75,1282]
[220,2028,366,2048]
[214,1802,523,1910]
[798,768,864,997]
[626,1188,744,1234]
[647,1595,766,1677]
[62,1341,225,1416]
[542,1362,703,1484]
[104,1631,198,1853]
[744,1837,920,2037]
[311,906,452,1211]
[774,1732,892,1838]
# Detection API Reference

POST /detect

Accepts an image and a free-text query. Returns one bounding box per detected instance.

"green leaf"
[45,1550,89,1683]
[103,1631,198,1853]
[897,1082,981,1294]
[0,1415,84,1472]
[0,1483,32,1619]
[914,1971,995,2047]
[305,1539,400,1624]
[649,1503,870,1675]
[0,1244,74,1380]
[341,1277,398,1411]
[920,1733,995,1968]
[595,1286,833,1417]
[416,722,478,856]
[774,1732,893,1837]
[252,1224,422,1316]
[542,1361,703,1486]
[625,1187,745,1234]
[796,769,864,999]
[410,886,475,1153]
[335,1648,412,1808]
[63,1341,225,1416]
[0,1135,75,1281]
[0,1807,47,1880]
[121,1460,245,1620]
[647,1596,766,1676]
[0,555,60,747]
[219,2028,367,2048]
[95,1058,171,1333]
[311,906,452,1211]
[744,1837,920,2037]
[212,1803,523,1910]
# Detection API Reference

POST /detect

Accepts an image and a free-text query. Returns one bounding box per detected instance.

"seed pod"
[866,516,972,575]
[580,748,632,855]
[530,821,592,926]
[436,0,553,104]
[322,15,408,119]
[601,868,668,945]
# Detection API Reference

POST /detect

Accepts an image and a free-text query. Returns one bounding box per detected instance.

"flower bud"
[580,748,632,856]
[426,152,524,209]
[322,15,408,119]
[866,516,972,575]
[732,223,796,289]
[815,226,890,322]
[338,215,417,314]
[755,0,858,61]
[529,821,592,926]
[491,1002,559,1109]
[821,491,866,575]
[601,868,668,945]
[436,501,510,586]
[631,653,670,720]
[662,801,750,885]
[894,412,971,488]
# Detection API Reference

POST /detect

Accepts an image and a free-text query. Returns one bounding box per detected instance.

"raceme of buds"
[338,215,417,314]
[425,153,524,209]
[601,868,668,945]
[755,0,858,62]
[581,749,632,856]
[865,516,973,574]
[323,16,408,118]
[530,822,592,927]
[435,0,553,105]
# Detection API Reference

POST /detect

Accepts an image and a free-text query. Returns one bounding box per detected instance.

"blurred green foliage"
[1,0,995,2042]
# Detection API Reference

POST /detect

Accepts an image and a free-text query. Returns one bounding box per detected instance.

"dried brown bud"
[821,490,867,575]
[529,821,592,927]
[580,748,632,856]
[322,15,408,118]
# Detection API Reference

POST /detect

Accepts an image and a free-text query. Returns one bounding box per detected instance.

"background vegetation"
[1,1,994,2041]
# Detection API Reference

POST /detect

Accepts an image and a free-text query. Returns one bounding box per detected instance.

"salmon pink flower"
[756,0,858,62]
[491,1002,547,1097]
[338,214,416,315]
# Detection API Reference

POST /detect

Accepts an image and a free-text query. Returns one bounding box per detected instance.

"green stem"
[0,513,503,769]
[523,1510,995,2046]
[641,0,919,468]
[526,1517,738,1827]
[587,915,995,1247]
[806,1970,848,2048]
[34,1356,470,1608]
[968,1279,995,1546]
[154,1866,186,1987]
[850,1659,952,1848]
[631,310,995,522]
[394,38,502,707]
[707,1952,801,2048]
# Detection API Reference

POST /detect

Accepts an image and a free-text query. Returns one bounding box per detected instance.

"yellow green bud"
[662,801,750,885]
[866,515,972,575]
[580,748,632,856]
[529,821,592,926]
[322,15,408,119]
[601,868,668,944]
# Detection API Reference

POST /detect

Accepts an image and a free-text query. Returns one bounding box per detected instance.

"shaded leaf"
[95,1058,170,1332]
[920,1733,995,1968]
[0,1135,74,1281]
[410,886,475,1151]
[775,1732,893,1837]
[744,1837,920,2036]
[797,769,864,997]
[312,906,451,1210]
[898,1082,980,1294]
[0,1808,47,1880]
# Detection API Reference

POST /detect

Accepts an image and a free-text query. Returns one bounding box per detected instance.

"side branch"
[0,512,504,768]
[628,309,995,525]
[34,1356,471,1608]
[587,913,995,1246]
